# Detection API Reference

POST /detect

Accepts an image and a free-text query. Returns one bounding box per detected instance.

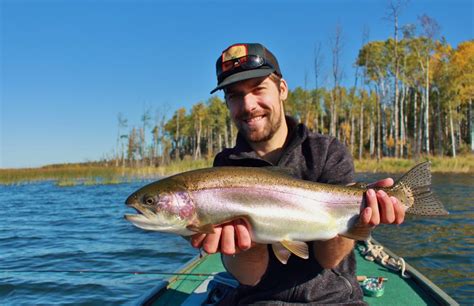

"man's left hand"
[360,178,405,226]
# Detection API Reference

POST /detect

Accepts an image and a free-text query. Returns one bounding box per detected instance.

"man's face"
[224,76,288,144]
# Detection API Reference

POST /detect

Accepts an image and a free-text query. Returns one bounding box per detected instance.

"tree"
[127,127,138,166]
[385,0,408,157]
[115,113,128,167]
[417,14,440,154]
[207,96,228,156]
[139,108,152,165]
[357,40,391,159]
[329,23,344,138]
[190,102,207,160]
[164,108,187,161]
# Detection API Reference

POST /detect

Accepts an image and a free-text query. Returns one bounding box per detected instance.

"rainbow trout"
[124,162,447,264]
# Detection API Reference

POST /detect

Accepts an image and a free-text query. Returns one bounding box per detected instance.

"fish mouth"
[125,203,156,219]
[124,193,156,220]
[124,206,179,233]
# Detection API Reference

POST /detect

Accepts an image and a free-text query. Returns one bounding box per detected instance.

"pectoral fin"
[186,223,215,234]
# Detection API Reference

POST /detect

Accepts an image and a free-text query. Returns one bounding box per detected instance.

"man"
[190,43,405,304]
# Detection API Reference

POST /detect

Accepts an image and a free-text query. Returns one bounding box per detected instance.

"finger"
[202,226,222,254]
[190,234,206,248]
[220,224,236,255]
[366,189,380,226]
[392,197,406,225]
[360,207,372,225]
[368,178,394,188]
[234,219,252,251]
[377,190,395,224]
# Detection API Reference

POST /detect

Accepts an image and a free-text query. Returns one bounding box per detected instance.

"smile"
[244,115,265,123]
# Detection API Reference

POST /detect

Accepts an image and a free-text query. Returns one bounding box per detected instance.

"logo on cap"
[222,44,248,62]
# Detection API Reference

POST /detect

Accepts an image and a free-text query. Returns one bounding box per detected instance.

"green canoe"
[138,239,458,305]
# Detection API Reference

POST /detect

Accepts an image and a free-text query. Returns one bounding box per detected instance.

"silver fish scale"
[191,186,361,243]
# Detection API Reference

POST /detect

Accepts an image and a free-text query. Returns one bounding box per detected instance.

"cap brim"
[210,68,275,94]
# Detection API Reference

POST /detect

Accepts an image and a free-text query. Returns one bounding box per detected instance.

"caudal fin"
[395,162,448,216]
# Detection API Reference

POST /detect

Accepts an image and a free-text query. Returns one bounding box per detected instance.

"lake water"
[1,173,472,305]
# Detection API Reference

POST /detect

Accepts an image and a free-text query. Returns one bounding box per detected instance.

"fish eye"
[143,195,157,205]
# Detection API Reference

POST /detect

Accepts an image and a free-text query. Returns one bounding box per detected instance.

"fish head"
[124,180,196,236]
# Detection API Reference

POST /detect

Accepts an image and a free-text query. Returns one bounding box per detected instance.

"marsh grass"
[1,155,472,185]
[0,159,213,186]
[354,154,474,173]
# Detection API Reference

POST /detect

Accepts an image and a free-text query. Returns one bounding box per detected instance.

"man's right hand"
[190,219,253,255]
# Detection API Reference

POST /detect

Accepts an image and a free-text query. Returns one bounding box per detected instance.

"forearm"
[313,236,354,269]
[222,244,268,286]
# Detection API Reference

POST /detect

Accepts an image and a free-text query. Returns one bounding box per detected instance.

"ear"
[279,78,288,101]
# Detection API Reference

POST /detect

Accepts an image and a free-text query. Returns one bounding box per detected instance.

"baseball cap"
[210,43,282,94]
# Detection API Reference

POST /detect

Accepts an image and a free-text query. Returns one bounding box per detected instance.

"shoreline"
[1,155,472,185]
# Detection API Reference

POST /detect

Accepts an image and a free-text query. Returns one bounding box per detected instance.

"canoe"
[137,239,458,305]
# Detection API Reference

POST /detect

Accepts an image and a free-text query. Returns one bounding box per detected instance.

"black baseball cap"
[210,43,282,94]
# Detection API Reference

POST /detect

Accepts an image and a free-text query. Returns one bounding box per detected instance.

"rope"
[359,239,409,278]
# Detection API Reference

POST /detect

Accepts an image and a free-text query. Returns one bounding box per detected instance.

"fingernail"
[367,189,375,197]
[377,190,386,197]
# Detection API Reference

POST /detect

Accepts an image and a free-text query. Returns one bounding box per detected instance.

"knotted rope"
[358,239,409,278]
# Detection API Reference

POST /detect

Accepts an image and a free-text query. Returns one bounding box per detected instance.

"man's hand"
[361,178,405,226]
[190,219,253,255]
[190,219,267,285]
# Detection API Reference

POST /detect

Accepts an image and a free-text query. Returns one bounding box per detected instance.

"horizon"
[2,0,473,168]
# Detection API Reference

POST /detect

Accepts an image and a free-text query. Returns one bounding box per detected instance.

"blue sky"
[1,0,472,168]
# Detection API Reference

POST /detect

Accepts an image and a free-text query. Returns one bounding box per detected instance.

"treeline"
[113,96,236,167]
[112,32,472,167]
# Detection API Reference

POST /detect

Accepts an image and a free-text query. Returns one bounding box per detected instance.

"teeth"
[246,116,263,123]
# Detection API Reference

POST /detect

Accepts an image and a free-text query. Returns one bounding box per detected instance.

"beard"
[237,110,283,144]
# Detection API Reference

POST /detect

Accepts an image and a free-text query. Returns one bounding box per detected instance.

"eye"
[143,195,157,205]
[254,85,267,94]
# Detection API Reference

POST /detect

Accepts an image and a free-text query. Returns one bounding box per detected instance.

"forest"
[113,15,473,168]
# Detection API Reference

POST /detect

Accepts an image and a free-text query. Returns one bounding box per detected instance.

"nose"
[241,92,258,113]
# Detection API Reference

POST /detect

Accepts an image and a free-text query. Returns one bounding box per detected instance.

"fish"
[124,161,448,264]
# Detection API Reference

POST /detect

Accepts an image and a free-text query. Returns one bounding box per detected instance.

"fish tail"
[393,161,448,216]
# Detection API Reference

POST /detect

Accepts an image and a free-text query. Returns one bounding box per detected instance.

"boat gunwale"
[138,252,208,306]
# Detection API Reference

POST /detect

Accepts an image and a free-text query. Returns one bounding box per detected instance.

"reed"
[354,154,474,173]
[0,159,213,186]
[1,155,471,185]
